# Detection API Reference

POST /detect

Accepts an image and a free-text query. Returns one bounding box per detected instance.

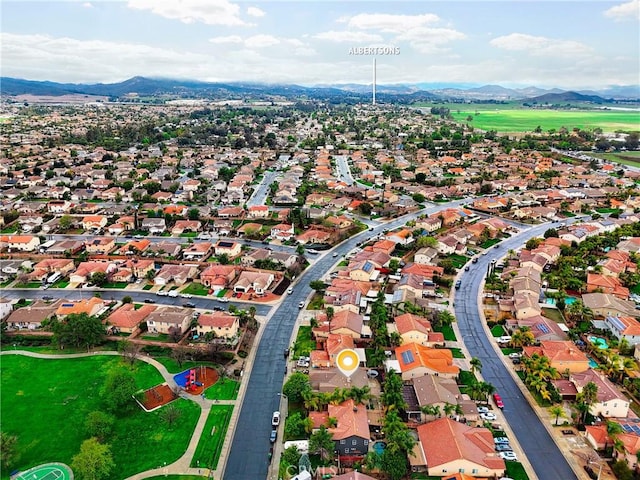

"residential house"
[414,247,439,265]
[196,313,239,340]
[171,220,202,235]
[603,316,640,346]
[328,399,370,457]
[309,368,369,393]
[414,418,506,477]
[183,242,213,260]
[82,215,108,231]
[106,304,156,334]
[200,265,237,291]
[154,264,199,286]
[571,369,630,418]
[56,297,105,318]
[5,299,63,330]
[523,341,589,373]
[392,313,444,347]
[141,218,166,234]
[586,274,630,299]
[70,261,113,284]
[247,205,270,219]
[395,343,460,380]
[513,291,542,320]
[270,223,295,241]
[348,261,380,282]
[214,240,242,258]
[85,237,116,255]
[313,310,364,340]
[296,229,332,245]
[0,235,40,252]
[146,241,182,258]
[386,229,415,245]
[146,307,192,335]
[233,271,274,294]
[582,293,638,319]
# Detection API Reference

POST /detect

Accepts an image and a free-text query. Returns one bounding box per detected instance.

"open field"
[420,103,639,133]
[591,150,640,167]
[1,355,200,479]
[190,405,233,470]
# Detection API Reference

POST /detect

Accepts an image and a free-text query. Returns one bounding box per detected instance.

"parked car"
[42,295,54,301]
[472,257,478,263]
[455,280,462,289]
[287,287,293,294]
[298,301,305,309]
[183,302,196,308]
[156,291,169,296]
[272,411,281,426]
[144,299,154,303]
[464,266,470,271]
[493,393,504,409]
[168,290,178,298]
[269,430,277,443]
[332,252,338,257]
[480,412,497,421]
[495,444,512,452]
[499,451,517,461]
[217,297,229,303]
[508,352,521,359]
[494,437,510,444]
[213,306,225,311]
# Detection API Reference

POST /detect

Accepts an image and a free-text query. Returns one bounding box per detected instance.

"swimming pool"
[544,296,578,306]
[372,441,386,455]
[588,357,598,368]
[587,336,609,350]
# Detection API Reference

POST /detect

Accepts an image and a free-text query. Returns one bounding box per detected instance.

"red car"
[493,393,504,409]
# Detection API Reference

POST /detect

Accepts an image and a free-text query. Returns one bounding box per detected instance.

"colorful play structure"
[184,368,203,392]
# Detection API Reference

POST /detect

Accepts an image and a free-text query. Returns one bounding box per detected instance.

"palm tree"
[549,405,566,426]
[576,381,599,424]
[346,386,371,405]
[510,327,535,348]
[302,390,322,412]
[326,306,334,333]
[478,381,496,404]
[248,306,256,320]
[606,420,624,453]
[443,402,456,418]
[420,404,440,422]
[470,357,482,375]
[309,426,335,465]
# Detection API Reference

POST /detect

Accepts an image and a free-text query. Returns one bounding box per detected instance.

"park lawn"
[491,325,506,337]
[190,405,233,470]
[204,379,239,400]
[181,282,210,296]
[0,355,194,478]
[292,326,315,357]
[591,151,640,168]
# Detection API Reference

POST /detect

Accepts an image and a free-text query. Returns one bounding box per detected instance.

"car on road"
[477,406,489,414]
[272,411,280,426]
[298,301,305,309]
[217,297,229,303]
[156,290,169,296]
[307,249,319,255]
[42,295,54,301]
[455,280,462,289]
[480,412,497,421]
[269,430,277,443]
[494,244,500,249]
[183,302,196,308]
[213,306,225,311]
[499,451,518,461]
[464,266,470,271]
[180,293,193,298]
[144,299,154,303]
[472,257,478,263]
[369,227,374,231]
[332,252,338,257]
[287,287,293,294]
[168,290,178,298]
[493,393,504,409]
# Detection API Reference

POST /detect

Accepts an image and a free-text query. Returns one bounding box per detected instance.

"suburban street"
[455,222,578,480]
[246,170,280,208]
[223,203,570,480]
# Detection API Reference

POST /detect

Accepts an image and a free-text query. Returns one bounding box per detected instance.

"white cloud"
[395,27,466,53]
[313,30,383,43]
[244,34,280,48]
[81,2,93,8]
[490,33,591,57]
[209,35,243,44]
[127,0,250,26]
[341,13,440,33]
[604,0,640,21]
[246,6,265,18]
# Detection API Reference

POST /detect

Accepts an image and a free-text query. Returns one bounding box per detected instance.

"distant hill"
[526,91,610,104]
[1,76,636,103]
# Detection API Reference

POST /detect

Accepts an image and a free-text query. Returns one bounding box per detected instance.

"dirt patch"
[180,366,219,396]
[139,383,178,411]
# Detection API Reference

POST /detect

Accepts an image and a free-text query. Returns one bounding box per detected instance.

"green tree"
[309,280,327,292]
[381,449,408,480]
[100,366,137,413]
[281,445,302,474]
[283,372,311,403]
[122,296,133,304]
[309,426,334,465]
[549,405,566,426]
[51,313,105,350]
[470,357,482,375]
[90,271,108,287]
[381,372,407,412]
[187,208,200,220]
[161,404,182,427]
[85,411,115,442]
[71,438,115,480]
[284,411,308,440]
[59,214,74,231]
[416,236,438,248]
[0,432,20,472]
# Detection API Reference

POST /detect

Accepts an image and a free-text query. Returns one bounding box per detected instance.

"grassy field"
[491,324,506,337]
[154,357,219,374]
[591,151,640,167]
[422,103,639,133]
[180,282,210,296]
[204,378,239,400]
[292,326,315,357]
[1,355,200,479]
[190,405,233,470]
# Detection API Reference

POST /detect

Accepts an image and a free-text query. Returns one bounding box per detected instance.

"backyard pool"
[545,296,578,306]
[587,336,609,350]
[588,357,598,368]
[372,441,386,455]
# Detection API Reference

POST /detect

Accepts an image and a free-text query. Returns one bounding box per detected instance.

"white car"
[298,301,305,309]
[156,291,169,296]
[508,352,522,359]
[180,293,193,298]
[217,297,229,303]
[480,412,497,421]
[499,451,518,461]
[287,287,293,294]
[168,290,178,298]
[477,406,489,414]
[272,411,281,426]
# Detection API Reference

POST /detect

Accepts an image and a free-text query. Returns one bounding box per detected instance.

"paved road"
[455,222,578,480]
[0,288,272,316]
[246,170,280,207]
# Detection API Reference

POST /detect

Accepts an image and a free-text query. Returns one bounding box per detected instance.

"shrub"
[237,350,248,358]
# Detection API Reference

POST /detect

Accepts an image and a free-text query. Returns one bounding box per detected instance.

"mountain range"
[1,76,638,102]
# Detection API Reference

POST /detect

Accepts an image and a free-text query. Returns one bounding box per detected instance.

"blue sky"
[1,0,638,88]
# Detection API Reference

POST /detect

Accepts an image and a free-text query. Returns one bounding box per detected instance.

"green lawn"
[179,232,198,238]
[306,292,325,310]
[181,282,210,296]
[204,378,239,400]
[457,370,477,386]
[143,284,153,290]
[501,348,522,355]
[491,325,506,337]
[1,355,200,479]
[447,254,468,269]
[101,282,129,289]
[591,151,640,168]
[440,324,457,341]
[14,282,42,288]
[292,326,315,357]
[505,461,530,480]
[632,284,640,295]
[542,307,565,323]
[190,405,233,470]
[141,334,174,343]
[595,208,622,214]
[51,279,69,288]
[479,238,501,249]
[449,348,465,359]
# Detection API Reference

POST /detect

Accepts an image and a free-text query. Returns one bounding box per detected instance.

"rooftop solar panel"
[401,350,415,365]
[537,323,550,334]
[608,316,626,332]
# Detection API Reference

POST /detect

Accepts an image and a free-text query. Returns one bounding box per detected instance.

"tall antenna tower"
[372,57,376,105]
